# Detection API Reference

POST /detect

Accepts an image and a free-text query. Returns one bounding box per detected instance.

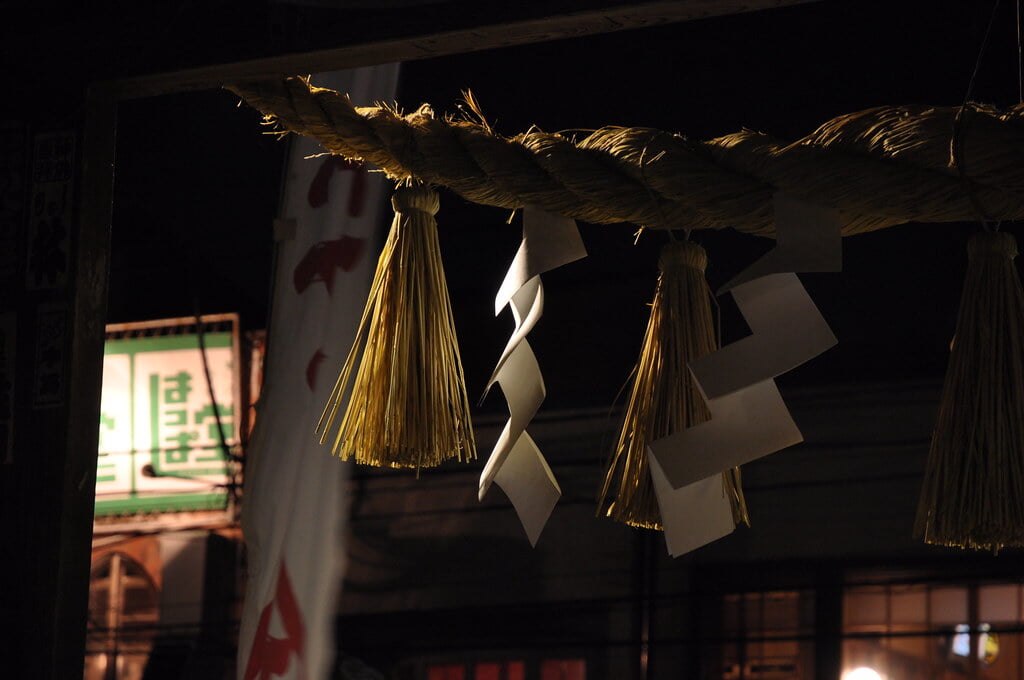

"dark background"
[3,3,1022,677]
[105,0,1022,412]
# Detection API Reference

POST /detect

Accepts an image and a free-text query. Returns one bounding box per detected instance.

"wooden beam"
[102,0,820,100]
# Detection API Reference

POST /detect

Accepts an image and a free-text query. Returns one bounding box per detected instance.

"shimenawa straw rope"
[227,76,1024,238]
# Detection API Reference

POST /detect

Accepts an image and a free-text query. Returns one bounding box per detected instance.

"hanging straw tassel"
[598,240,750,529]
[317,181,476,468]
[916,230,1024,551]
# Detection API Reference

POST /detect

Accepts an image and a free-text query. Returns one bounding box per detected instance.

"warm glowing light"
[841,668,883,680]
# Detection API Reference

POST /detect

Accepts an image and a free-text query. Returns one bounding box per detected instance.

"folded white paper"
[494,432,562,547]
[494,207,588,314]
[690,273,837,401]
[650,193,843,556]
[479,340,545,495]
[479,208,586,544]
[484,277,544,397]
[648,451,736,557]
[720,192,844,292]
[650,378,803,489]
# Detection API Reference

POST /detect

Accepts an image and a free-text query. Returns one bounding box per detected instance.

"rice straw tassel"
[317,181,476,469]
[599,239,749,529]
[916,230,1024,551]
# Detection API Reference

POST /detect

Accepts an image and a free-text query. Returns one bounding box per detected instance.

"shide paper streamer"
[649,193,844,557]
[479,207,587,545]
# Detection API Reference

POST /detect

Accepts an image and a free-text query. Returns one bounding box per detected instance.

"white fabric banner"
[237,65,400,680]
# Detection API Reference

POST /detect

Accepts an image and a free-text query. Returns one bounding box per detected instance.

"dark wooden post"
[814,568,843,680]
[0,86,116,679]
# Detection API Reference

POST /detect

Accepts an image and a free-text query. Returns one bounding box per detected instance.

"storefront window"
[842,581,1024,680]
[539,659,584,680]
[425,658,579,680]
[84,552,160,680]
[706,571,1024,680]
[719,590,816,679]
[428,664,466,680]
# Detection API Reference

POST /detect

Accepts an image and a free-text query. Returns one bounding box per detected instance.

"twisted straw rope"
[228,76,1024,236]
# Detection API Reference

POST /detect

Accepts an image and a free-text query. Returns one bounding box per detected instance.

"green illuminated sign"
[96,331,237,517]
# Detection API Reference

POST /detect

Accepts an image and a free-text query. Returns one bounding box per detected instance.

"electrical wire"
[1018,0,1023,103]
[950,0,1004,228]
[192,310,240,509]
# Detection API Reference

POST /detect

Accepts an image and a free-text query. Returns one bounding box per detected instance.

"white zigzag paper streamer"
[649,193,843,556]
[479,207,586,545]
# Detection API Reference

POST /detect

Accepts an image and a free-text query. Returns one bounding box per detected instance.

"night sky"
[107,0,1022,412]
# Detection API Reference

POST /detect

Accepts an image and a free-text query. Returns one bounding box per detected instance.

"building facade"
[86,316,258,679]
[335,381,1024,680]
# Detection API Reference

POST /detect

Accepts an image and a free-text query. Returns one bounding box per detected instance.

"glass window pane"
[984,629,1020,675]
[843,636,956,680]
[762,592,799,634]
[428,664,465,680]
[798,591,816,631]
[722,594,741,634]
[540,659,585,680]
[930,587,968,626]
[888,634,929,660]
[744,593,763,631]
[473,663,500,680]
[717,589,814,679]
[890,585,927,626]
[506,661,525,680]
[980,584,1021,624]
[844,587,887,630]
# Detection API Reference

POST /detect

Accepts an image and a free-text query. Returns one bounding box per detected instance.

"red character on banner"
[305,349,326,391]
[294,156,369,294]
[307,156,367,216]
[243,561,307,680]
[293,237,367,294]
